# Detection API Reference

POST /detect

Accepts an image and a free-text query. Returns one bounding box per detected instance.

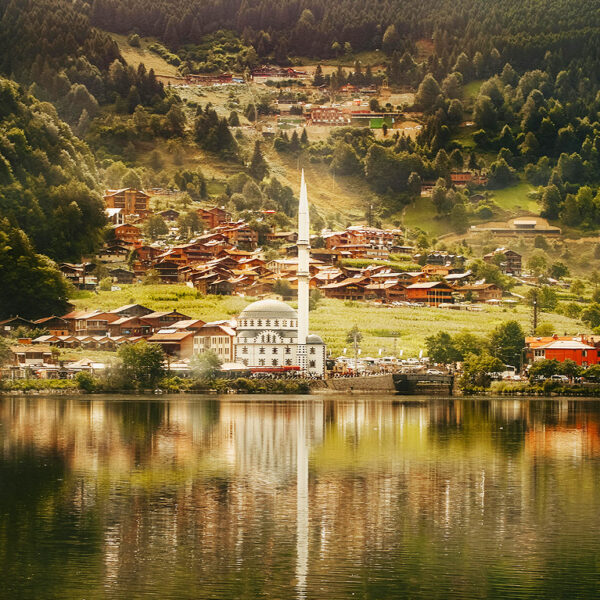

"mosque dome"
[306,334,325,344]
[240,299,298,320]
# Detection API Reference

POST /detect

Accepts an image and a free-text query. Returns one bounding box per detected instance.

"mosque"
[234,172,326,376]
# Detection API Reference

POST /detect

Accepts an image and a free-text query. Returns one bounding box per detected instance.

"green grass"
[70,285,587,359]
[397,197,456,237]
[463,80,484,101]
[109,32,180,76]
[340,258,421,271]
[490,181,538,213]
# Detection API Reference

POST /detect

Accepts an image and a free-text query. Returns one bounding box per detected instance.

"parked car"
[550,374,569,383]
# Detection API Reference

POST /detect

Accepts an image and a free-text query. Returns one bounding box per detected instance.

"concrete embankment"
[310,375,396,393]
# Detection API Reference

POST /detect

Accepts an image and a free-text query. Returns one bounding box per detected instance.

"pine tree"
[249,140,268,180]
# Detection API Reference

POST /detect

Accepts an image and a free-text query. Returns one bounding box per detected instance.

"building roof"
[240,299,298,319]
[540,340,596,350]
[307,334,324,344]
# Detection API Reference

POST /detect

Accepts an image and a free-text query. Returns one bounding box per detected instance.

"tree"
[312,64,325,87]
[582,303,600,328]
[488,321,525,368]
[425,332,459,364]
[528,359,562,380]
[550,262,569,279]
[415,74,441,111]
[249,141,268,180]
[122,169,142,189]
[473,95,497,130]
[0,337,12,368]
[143,215,168,240]
[191,350,222,379]
[460,352,504,390]
[273,279,293,299]
[330,141,362,175]
[177,211,203,239]
[118,341,166,389]
[382,24,400,54]
[346,325,362,344]
[0,220,70,319]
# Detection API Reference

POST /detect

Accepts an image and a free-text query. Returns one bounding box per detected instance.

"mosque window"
[274,320,279,327]
[259,347,265,354]
[285,346,291,354]
[259,359,265,366]
[272,359,278,366]
[266,320,271,326]
[242,347,248,354]
[250,320,254,326]
[282,320,287,327]
[257,319,262,327]
[309,347,315,355]
[285,359,292,366]
[309,360,316,368]
[243,359,248,366]
[272,347,278,354]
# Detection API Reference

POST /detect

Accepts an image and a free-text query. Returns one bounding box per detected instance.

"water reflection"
[1,395,600,599]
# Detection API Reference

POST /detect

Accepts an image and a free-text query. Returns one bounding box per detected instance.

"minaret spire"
[297,170,310,373]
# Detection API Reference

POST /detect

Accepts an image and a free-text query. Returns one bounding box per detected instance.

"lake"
[1,394,599,599]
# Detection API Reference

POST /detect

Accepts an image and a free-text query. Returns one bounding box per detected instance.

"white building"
[234,300,326,375]
[233,172,326,376]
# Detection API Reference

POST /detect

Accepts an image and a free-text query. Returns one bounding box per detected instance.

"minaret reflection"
[296,403,309,599]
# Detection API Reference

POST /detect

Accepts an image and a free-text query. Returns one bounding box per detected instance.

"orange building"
[405,282,454,306]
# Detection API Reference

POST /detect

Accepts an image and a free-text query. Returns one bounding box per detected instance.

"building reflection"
[1,396,600,598]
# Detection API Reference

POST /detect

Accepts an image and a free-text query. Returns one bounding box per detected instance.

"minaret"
[297,170,310,374]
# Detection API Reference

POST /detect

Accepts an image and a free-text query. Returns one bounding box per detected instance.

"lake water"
[1,394,600,599]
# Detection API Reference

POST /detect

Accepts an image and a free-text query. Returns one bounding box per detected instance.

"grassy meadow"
[71,285,588,359]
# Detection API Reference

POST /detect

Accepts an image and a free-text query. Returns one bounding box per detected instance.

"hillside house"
[0,316,36,336]
[34,316,69,336]
[109,268,136,284]
[405,282,454,306]
[310,107,351,125]
[457,283,503,302]
[321,277,369,300]
[112,224,141,245]
[142,311,192,332]
[103,188,151,217]
[107,316,153,338]
[148,330,198,359]
[109,304,154,319]
[197,207,231,229]
[483,248,522,276]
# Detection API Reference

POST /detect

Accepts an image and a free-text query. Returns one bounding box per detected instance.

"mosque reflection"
[1,396,600,599]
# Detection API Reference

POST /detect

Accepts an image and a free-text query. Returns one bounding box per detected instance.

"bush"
[75,371,98,392]
[128,33,141,47]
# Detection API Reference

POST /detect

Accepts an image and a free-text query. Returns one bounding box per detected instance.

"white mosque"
[234,172,326,376]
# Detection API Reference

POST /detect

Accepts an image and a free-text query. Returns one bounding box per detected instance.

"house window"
[309,360,316,368]
[272,347,278,354]
[583,350,588,357]
[242,347,248,354]
[259,347,265,354]
[285,359,292,366]
[259,359,265,366]
[285,346,291,354]
[309,347,315,355]
[272,359,278,366]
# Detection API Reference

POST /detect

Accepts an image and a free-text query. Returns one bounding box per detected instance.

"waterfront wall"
[311,375,396,393]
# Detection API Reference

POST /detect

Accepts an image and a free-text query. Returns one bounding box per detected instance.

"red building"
[528,337,599,367]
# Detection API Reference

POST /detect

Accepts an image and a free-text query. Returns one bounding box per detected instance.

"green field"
[490,181,538,213]
[71,285,587,358]
[399,197,457,237]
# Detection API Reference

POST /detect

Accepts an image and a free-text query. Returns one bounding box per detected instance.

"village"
[0,182,591,384]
